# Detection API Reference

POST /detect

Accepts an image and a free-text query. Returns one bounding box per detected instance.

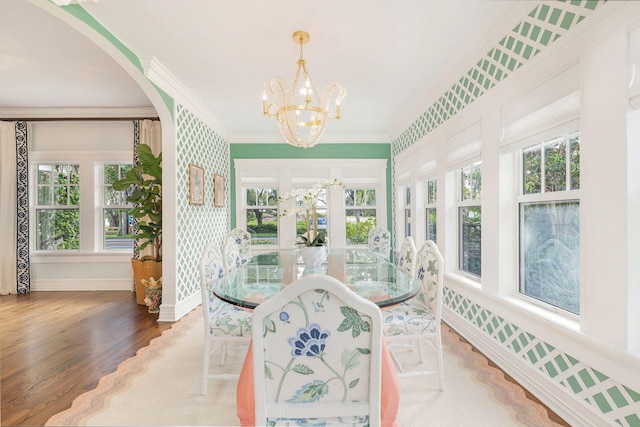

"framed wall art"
[214,174,225,207]
[189,164,205,205]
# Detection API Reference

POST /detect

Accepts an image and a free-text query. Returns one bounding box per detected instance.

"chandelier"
[262,31,346,148]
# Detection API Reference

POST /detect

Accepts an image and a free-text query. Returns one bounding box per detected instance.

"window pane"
[355,189,365,206]
[544,140,566,192]
[345,209,376,245]
[37,209,80,250]
[405,186,411,205]
[246,189,257,206]
[38,166,52,184]
[256,188,278,206]
[461,164,481,201]
[54,166,69,184]
[570,134,580,190]
[520,201,580,314]
[404,208,411,237]
[104,208,134,250]
[344,189,355,206]
[297,209,327,242]
[426,208,437,243]
[459,206,481,276]
[523,146,542,194]
[54,185,68,205]
[38,185,51,205]
[427,179,437,204]
[366,190,376,206]
[247,208,278,245]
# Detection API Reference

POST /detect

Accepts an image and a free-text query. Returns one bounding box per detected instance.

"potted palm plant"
[112,144,162,305]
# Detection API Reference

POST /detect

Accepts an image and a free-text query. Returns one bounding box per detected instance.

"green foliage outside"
[112,144,162,261]
[346,217,375,245]
[37,164,80,250]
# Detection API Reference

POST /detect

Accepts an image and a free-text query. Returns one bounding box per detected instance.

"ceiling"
[0,0,536,142]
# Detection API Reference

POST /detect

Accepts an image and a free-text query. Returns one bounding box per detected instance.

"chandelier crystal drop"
[262,31,346,148]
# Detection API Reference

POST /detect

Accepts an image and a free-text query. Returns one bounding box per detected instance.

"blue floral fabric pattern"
[367,226,390,258]
[396,237,416,277]
[260,289,374,426]
[200,245,251,337]
[224,238,247,272]
[228,228,252,264]
[383,243,440,337]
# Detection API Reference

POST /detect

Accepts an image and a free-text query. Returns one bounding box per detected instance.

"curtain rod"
[1,117,160,122]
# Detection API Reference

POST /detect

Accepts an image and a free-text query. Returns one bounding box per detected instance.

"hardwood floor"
[1,291,568,426]
[0,291,173,426]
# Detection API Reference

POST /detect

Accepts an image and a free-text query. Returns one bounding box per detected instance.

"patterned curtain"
[16,121,30,293]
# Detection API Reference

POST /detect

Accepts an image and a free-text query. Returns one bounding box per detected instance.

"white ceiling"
[0,0,536,142]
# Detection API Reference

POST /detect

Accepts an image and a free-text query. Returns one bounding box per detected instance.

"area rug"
[46,307,563,426]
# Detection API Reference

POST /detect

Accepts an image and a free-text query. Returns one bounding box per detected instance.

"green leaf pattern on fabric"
[260,287,373,421]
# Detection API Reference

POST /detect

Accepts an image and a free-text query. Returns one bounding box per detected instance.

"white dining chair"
[250,274,384,426]
[223,235,246,272]
[383,240,445,389]
[198,243,252,394]
[367,226,391,258]
[396,236,417,277]
[226,228,252,263]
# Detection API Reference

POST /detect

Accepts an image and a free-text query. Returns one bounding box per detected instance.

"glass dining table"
[211,247,422,310]
[226,247,415,426]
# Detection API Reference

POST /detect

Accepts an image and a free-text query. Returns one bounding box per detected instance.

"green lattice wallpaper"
[175,104,230,303]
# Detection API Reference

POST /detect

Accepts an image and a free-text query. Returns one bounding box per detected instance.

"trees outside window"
[459,162,481,277]
[246,188,278,245]
[425,177,437,244]
[519,131,580,314]
[103,164,133,250]
[36,164,80,250]
[345,188,377,245]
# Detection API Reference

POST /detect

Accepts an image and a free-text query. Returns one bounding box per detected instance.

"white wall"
[392,2,640,425]
[29,121,135,291]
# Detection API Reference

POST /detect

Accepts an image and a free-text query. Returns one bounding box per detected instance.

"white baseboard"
[158,290,201,322]
[31,279,134,291]
[443,307,607,427]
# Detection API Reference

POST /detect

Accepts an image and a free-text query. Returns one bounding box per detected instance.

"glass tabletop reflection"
[211,248,421,309]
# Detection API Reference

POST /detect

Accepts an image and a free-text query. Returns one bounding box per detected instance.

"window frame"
[516,130,581,317]
[99,162,134,252]
[457,161,482,278]
[244,187,280,247]
[425,177,437,244]
[344,186,379,246]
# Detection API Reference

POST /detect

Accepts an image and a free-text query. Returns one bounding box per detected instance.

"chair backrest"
[397,236,417,277]
[198,243,226,326]
[413,240,444,323]
[227,228,252,262]
[223,237,245,272]
[252,275,383,426]
[367,226,390,257]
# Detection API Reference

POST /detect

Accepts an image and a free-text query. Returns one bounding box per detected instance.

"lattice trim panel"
[444,287,640,426]
[391,0,607,157]
[175,104,230,303]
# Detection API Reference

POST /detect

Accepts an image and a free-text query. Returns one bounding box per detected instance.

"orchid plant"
[278,178,345,247]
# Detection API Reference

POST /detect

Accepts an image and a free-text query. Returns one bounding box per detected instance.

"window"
[425,178,437,243]
[345,188,377,245]
[458,161,481,277]
[102,164,133,251]
[519,131,580,314]
[245,188,279,245]
[35,163,80,250]
[404,185,412,237]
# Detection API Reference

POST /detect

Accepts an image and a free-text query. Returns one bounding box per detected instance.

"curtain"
[0,121,29,295]
[0,122,17,294]
[133,119,162,262]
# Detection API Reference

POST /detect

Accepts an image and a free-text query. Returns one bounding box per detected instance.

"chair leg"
[435,336,445,391]
[219,341,227,366]
[202,340,210,395]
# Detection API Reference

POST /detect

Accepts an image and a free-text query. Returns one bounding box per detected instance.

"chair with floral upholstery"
[223,234,247,272]
[251,275,384,426]
[199,243,252,394]
[367,226,391,259]
[382,240,445,390]
[226,228,252,263]
[396,236,417,277]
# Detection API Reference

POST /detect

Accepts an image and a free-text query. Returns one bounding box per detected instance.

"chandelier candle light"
[262,31,346,148]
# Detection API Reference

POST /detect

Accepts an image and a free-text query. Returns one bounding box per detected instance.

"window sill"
[445,271,482,291]
[31,252,133,263]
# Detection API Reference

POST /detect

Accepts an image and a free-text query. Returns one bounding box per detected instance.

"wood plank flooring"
[0,291,172,426]
[1,291,568,427]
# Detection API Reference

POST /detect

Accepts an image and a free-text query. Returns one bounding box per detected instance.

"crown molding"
[139,56,230,139]
[230,132,391,144]
[0,106,158,119]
